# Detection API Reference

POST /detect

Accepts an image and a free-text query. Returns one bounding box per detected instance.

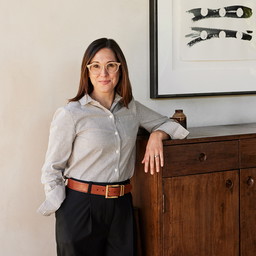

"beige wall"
[1,1,256,255]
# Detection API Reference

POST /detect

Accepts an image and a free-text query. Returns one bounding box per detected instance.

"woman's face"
[88,48,120,96]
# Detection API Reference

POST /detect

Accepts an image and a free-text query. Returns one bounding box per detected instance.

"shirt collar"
[79,93,122,107]
[79,94,93,106]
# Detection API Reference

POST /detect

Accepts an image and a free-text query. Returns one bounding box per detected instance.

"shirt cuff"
[155,121,189,139]
[37,184,66,216]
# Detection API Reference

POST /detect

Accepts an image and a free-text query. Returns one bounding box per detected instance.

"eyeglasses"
[87,62,121,75]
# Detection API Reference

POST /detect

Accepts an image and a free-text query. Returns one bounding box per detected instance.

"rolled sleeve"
[135,101,189,139]
[37,107,76,216]
[155,120,189,139]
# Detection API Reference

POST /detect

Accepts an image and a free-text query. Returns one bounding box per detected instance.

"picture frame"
[150,0,256,98]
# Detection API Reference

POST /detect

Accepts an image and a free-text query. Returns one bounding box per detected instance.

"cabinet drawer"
[163,140,239,177]
[240,138,256,168]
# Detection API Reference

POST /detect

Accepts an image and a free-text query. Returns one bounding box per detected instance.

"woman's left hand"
[142,130,169,175]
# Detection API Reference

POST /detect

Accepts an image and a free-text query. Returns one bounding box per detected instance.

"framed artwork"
[150,0,256,98]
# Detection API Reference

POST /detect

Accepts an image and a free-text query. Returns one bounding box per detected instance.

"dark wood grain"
[163,171,239,256]
[240,168,256,256]
[131,139,163,256]
[240,138,256,168]
[163,140,239,177]
[132,123,256,256]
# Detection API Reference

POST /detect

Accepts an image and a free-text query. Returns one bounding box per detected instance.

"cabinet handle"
[247,176,254,187]
[199,152,207,162]
[226,179,233,189]
[162,194,166,213]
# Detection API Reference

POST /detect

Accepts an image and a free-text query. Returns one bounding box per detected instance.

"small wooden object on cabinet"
[132,123,256,256]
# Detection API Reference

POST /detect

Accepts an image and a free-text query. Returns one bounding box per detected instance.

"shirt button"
[114,168,118,172]
[115,131,118,135]
[109,115,113,119]
[116,150,119,154]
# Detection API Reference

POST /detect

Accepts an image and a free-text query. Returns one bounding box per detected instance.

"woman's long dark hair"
[69,38,133,107]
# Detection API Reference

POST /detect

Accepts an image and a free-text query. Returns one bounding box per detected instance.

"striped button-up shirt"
[38,94,189,216]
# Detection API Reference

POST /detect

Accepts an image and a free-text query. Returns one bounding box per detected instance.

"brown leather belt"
[67,179,132,198]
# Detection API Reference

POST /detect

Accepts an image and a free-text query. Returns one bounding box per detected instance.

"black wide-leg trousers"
[55,182,136,256]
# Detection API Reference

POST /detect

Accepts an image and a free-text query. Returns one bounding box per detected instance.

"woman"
[38,38,189,256]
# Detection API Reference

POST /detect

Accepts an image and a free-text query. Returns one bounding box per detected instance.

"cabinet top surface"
[187,123,256,139]
[138,123,256,145]
[161,123,256,145]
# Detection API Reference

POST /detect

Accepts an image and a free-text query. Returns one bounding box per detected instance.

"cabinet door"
[240,168,256,256]
[163,171,239,256]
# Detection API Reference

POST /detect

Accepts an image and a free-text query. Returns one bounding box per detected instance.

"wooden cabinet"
[132,124,256,256]
[240,168,256,256]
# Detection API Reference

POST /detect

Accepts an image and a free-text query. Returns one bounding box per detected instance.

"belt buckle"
[105,185,125,198]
